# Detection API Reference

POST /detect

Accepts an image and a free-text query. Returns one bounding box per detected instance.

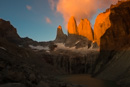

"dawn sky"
[0,0,119,41]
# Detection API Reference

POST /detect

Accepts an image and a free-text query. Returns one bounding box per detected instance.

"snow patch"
[55,43,99,54]
[29,45,50,51]
[55,43,75,50]
[75,41,80,44]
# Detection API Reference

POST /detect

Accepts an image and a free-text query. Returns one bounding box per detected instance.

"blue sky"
[0,0,65,41]
[0,0,104,42]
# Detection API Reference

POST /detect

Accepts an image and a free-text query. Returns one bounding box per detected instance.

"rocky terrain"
[0,19,67,87]
[0,17,99,87]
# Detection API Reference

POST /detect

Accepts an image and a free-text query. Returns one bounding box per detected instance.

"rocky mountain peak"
[67,16,78,35]
[57,25,62,30]
[78,18,94,41]
[0,19,22,44]
[54,25,67,43]
[57,25,64,35]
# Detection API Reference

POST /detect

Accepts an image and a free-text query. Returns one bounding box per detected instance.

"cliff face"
[94,0,130,46]
[94,11,111,46]
[78,19,94,41]
[93,1,130,86]
[100,1,130,51]
[55,25,67,43]
[51,51,99,74]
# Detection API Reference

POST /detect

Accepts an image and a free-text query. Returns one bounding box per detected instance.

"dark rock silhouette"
[0,19,22,44]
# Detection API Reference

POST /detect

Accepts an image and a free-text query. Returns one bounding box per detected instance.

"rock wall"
[93,1,130,87]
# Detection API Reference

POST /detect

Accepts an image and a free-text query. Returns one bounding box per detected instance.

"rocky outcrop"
[93,1,130,87]
[55,25,67,43]
[68,16,78,35]
[0,19,22,44]
[78,19,94,41]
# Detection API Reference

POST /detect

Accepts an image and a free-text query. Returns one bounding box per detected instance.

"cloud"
[26,5,32,10]
[45,17,52,24]
[50,0,119,25]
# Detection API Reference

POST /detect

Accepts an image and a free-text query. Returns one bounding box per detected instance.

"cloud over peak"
[49,0,119,25]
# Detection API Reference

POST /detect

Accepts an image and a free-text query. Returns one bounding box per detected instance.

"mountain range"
[0,0,130,87]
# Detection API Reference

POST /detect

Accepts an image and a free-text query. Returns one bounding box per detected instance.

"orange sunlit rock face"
[94,11,111,46]
[58,25,62,30]
[78,19,93,41]
[68,16,78,35]
[67,16,94,41]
